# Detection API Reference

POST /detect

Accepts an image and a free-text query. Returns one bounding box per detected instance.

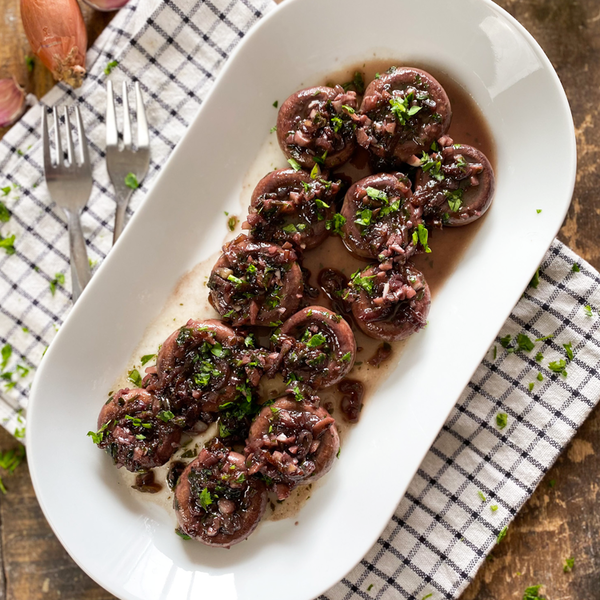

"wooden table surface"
[0,0,599,598]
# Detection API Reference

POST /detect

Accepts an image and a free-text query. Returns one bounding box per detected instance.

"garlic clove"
[80,0,130,11]
[0,78,26,128]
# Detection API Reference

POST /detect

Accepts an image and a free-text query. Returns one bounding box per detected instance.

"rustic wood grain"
[0,0,599,599]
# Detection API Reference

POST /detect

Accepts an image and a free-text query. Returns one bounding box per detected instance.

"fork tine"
[53,107,63,166]
[121,81,132,148]
[64,107,75,166]
[106,81,119,147]
[74,106,91,167]
[135,82,149,149]
[41,110,52,169]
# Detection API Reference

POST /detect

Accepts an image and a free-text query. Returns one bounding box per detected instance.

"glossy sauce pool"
[108,60,495,529]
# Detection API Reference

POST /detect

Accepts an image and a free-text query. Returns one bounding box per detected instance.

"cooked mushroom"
[245,395,340,499]
[245,169,338,250]
[273,306,356,389]
[174,440,267,547]
[357,67,451,165]
[415,140,495,226]
[208,236,303,326]
[94,388,181,472]
[344,262,431,341]
[340,172,421,261]
[277,85,358,170]
[151,319,264,426]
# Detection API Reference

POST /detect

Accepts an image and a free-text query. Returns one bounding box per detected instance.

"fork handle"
[112,189,134,244]
[67,209,91,302]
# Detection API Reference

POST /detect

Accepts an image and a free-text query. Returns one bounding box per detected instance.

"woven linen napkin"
[0,2,598,599]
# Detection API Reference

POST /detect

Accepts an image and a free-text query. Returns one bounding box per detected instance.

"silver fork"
[106,81,150,243]
[42,106,93,303]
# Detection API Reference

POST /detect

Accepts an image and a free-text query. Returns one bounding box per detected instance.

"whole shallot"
[20,0,87,88]
[81,0,130,11]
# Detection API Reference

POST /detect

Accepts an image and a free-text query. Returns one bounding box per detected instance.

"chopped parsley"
[157,410,175,422]
[444,189,463,213]
[104,60,119,75]
[477,490,486,502]
[516,333,534,352]
[87,420,111,444]
[124,173,139,189]
[314,197,330,210]
[0,445,26,494]
[421,595,432,600]
[496,526,508,544]
[325,213,346,236]
[530,268,540,289]
[175,528,191,540]
[563,557,575,572]
[537,372,544,382]
[367,584,374,592]
[270,125,277,133]
[496,412,508,430]
[140,353,156,366]
[490,505,498,512]
[0,201,10,223]
[572,263,580,273]
[49,272,65,296]
[342,104,355,114]
[1,344,12,371]
[342,71,365,94]
[355,208,373,228]
[528,382,534,392]
[199,487,213,510]
[125,415,152,428]
[548,359,567,377]
[127,368,142,387]
[412,223,431,253]
[420,151,444,182]
[389,93,422,125]
[228,216,238,231]
[340,352,352,362]
[365,187,388,202]
[272,100,278,108]
[563,342,573,361]
[584,304,593,317]
[523,585,543,600]
[535,334,553,342]
[331,116,343,133]
[535,352,544,362]
[227,274,243,287]
[25,55,35,72]
[536,209,542,214]
[306,333,327,348]
[313,150,328,166]
[0,234,16,255]
[310,163,321,179]
[350,270,376,294]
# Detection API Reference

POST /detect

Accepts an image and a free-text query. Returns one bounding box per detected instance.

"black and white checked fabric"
[320,240,600,599]
[0,2,598,598]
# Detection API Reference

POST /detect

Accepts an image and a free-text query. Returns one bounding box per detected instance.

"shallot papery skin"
[0,79,26,127]
[81,0,130,11]
[20,0,87,88]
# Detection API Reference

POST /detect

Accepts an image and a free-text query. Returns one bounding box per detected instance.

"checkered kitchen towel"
[0,1,597,598]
